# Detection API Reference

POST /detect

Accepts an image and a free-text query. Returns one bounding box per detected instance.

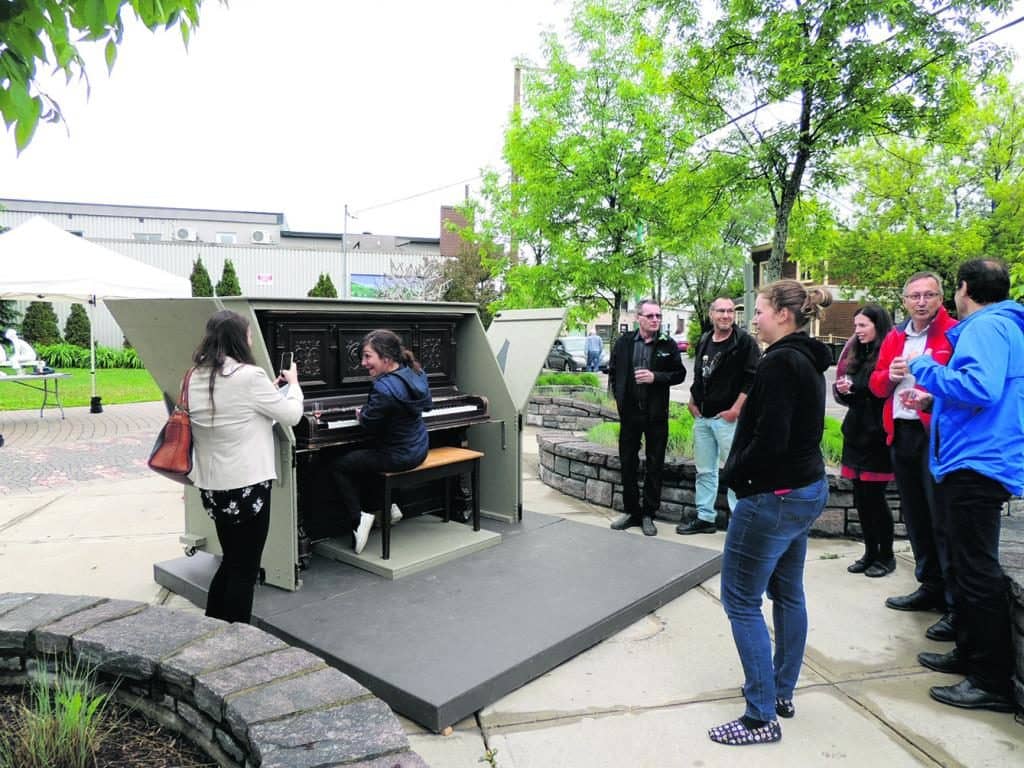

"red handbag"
[148,368,195,485]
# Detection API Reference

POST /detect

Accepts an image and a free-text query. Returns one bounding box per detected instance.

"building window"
[216,232,237,244]
[133,233,161,242]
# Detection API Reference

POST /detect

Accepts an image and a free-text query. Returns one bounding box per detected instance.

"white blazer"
[187,358,304,490]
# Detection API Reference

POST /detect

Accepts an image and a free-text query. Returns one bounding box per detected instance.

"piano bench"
[379,447,484,560]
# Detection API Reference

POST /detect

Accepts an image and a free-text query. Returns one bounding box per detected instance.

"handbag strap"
[178,367,195,411]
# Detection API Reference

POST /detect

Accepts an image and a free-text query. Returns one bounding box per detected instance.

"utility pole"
[342,204,357,299]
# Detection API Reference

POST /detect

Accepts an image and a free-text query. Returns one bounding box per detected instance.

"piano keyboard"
[324,403,480,430]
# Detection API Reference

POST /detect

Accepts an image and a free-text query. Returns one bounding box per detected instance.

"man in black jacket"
[607,299,686,536]
[679,297,760,534]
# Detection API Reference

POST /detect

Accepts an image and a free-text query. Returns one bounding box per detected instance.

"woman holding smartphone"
[188,310,304,623]
[711,279,832,746]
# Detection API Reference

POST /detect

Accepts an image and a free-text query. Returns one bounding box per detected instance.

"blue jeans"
[693,416,738,523]
[586,351,601,372]
[720,477,828,722]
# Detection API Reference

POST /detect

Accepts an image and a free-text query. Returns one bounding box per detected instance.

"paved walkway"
[0,403,1020,767]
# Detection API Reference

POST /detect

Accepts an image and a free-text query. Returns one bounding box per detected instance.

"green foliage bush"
[215,258,242,296]
[0,657,113,768]
[0,299,20,330]
[20,302,61,345]
[535,371,602,387]
[63,304,91,347]
[821,416,844,466]
[307,273,339,298]
[190,257,214,297]
[34,344,146,369]
[586,406,695,458]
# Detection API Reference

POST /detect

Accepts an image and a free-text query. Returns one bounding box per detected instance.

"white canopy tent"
[0,216,191,406]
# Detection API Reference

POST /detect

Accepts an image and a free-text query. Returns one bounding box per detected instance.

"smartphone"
[279,351,293,375]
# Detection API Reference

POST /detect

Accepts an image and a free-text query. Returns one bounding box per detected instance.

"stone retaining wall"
[0,593,427,768]
[536,431,903,537]
[527,388,618,433]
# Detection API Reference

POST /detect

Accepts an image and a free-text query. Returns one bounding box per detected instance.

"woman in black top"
[834,305,895,577]
[710,279,832,747]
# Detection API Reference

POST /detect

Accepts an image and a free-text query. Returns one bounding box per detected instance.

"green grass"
[0,657,115,768]
[0,369,162,411]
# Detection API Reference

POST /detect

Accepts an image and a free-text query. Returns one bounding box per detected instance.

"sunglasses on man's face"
[639,313,662,319]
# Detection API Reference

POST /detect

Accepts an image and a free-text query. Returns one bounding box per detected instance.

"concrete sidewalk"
[0,403,1020,766]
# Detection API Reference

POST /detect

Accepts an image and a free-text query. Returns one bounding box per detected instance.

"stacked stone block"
[0,593,427,768]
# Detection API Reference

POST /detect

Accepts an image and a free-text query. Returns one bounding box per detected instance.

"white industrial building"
[0,198,464,348]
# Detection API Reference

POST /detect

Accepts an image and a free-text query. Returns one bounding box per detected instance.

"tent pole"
[89,295,102,413]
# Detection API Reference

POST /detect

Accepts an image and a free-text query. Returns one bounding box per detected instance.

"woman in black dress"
[834,304,896,577]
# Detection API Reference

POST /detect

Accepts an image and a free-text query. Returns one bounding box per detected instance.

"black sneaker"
[676,518,717,535]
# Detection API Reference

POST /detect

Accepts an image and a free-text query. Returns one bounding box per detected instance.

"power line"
[355,175,482,215]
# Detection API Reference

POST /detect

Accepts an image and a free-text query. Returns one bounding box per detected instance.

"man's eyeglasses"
[904,292,940,302]
[711,308,735,314]
[639,313,662,319]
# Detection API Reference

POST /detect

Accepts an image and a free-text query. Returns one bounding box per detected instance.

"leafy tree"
[215,259,242,296]
[441,212,501,326]
[793,75,1024,303]
[669,0,1012,281]
[307,273,338,298]
[660,189,769,332]
[20,301,61,344]
[478,0,699,340]
[0,1,209,151]
[63,302,91,347]
[189,256,213,297]
[0,300,20,331]
[378,258,449,302]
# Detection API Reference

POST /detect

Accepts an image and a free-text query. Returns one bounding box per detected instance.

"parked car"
[671,334,689,354]
[545,339,579,371]
[545,336,610,372]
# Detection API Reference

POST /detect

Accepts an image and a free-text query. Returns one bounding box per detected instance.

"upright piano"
[256,309,491,553]
[107,298,562,591]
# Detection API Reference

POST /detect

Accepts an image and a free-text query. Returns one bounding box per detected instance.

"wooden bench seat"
[379,447,484,560]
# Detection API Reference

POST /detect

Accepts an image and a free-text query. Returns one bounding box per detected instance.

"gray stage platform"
[155,512,720,731]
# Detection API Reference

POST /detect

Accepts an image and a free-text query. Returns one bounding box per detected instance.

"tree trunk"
[766,81,814,283]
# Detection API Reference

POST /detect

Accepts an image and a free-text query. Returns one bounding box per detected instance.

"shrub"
[821,416,844,466]
[585,408,695,459]
[215,259,242,296]
[0,657,115,768]
[190,257,214,297]
[20,302,61,345]
[307,273,338,298]
[33,344,147,369]
[34,343,89,368]
[0,299,20,330]
[535,371,601,387]
[63,304,91,347]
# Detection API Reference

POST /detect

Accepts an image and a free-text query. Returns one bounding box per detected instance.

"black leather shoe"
[885,587,945,612]
[929,679,1015,713]
[847,557,871,574]
[926,612,956,642]
[641,516,657,536]
[864,557,896,578]
[676,518,717,535]
[610,514,641,531]
[918,649,966,675]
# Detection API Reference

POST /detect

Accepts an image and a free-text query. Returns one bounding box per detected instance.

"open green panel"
[109,297,563,591]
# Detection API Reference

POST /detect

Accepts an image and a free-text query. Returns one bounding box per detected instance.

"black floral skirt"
[199,480,272,525]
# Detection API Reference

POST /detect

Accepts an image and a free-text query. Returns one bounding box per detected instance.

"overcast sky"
[1,1,1021,239]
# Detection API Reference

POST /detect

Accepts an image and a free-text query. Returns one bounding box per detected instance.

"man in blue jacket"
[900,259,1024,714]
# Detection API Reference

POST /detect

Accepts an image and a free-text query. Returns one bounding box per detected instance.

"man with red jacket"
[869,272,957,640]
